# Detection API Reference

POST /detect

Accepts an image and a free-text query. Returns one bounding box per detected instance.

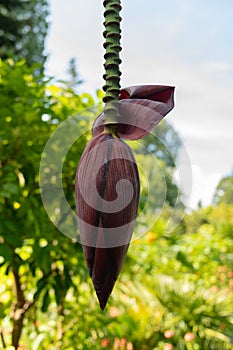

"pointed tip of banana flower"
[93,85,175,140]
[99,299,107,311]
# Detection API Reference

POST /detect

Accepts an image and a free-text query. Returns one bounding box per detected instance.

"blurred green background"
[0,1,233,349]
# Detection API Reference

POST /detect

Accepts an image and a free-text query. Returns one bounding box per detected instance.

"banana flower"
[75,85,175,309]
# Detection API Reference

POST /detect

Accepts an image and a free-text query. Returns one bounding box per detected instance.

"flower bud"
[75,133,140,310]
[75,84,175,310]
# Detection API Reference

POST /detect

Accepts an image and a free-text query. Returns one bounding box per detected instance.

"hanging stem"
[103,0,122,122]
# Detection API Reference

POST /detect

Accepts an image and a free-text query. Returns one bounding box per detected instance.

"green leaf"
[1,183,19,195]
[37,249,52,274]
[64,265,73,289]
[4,231,22,247]
[33,276,49,302]
[41,289,50,313]
[0,244,12,262]
[54,285,62,306]
[176,251,194,272]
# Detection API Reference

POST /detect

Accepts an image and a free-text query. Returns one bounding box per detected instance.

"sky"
[45,0,233,209]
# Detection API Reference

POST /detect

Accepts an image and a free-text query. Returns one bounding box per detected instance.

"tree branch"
[0,327,6,348]
[11,267,26,349]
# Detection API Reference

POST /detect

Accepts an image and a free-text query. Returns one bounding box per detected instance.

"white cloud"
[199,61,233,73]
[188,165,222,208]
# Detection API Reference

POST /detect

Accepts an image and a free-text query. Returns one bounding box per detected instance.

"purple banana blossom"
[75,85,175,310]
[76,133,140,310]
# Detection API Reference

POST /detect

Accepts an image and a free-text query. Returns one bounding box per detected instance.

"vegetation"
[0,58,233,349]
[0,0,49,66]
[213,175,233,206]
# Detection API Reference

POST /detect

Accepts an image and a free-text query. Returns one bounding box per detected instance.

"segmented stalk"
[103,0,122,122]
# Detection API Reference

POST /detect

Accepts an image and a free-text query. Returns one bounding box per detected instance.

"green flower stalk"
[102,0,122,122]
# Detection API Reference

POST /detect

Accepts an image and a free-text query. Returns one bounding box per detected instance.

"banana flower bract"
[75,85,175,310]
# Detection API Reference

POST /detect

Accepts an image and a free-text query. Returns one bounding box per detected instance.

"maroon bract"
[93,85,175,140]
[75,133,140,310]
[75,85,175,310]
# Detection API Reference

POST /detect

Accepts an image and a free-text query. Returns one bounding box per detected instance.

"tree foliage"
[213,175,233,205]
[67,57,83,88]
[138,120,182,167]
[0,59,98,348]
[133,121,184,211]
[0,0,49,65]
